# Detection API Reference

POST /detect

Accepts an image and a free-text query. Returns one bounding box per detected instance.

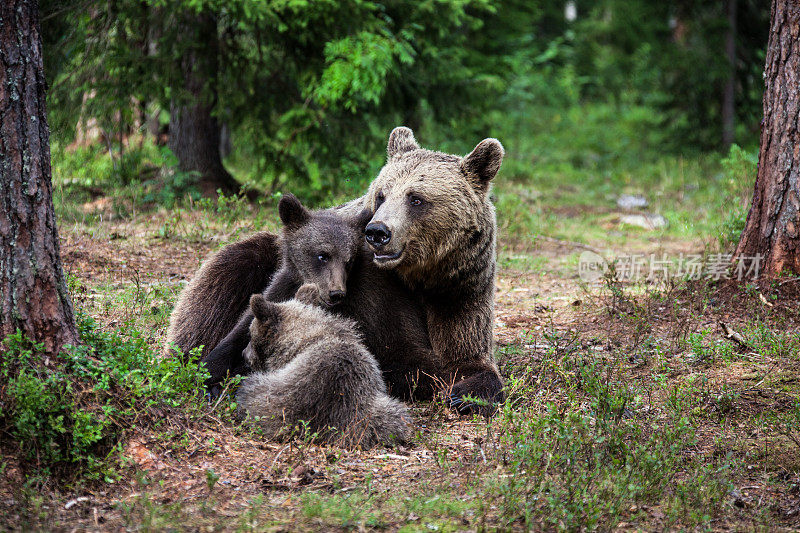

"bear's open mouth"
[373,246,405,264]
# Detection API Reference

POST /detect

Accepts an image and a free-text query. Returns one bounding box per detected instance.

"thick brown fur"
[356,127,505,412]
[166,194,368,375]
[264,193,372,308]
[169,127,506,415]
[164,231,279,359]
[201,196,435,402]
[237,287,411,449]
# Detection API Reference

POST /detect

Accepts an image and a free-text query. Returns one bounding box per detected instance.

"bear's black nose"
[328,290,345,304]
[365,222,391,248]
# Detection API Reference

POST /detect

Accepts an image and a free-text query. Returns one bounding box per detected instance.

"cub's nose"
[328,290,345,304]
[365,222,391,248]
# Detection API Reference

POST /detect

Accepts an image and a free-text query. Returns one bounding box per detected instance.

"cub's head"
[244,287,326,371]
[278,194,371,307]
[363,127,504,277]
[244,293,283,370]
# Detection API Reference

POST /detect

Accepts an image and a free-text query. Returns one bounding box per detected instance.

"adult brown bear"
[165,127,504,414]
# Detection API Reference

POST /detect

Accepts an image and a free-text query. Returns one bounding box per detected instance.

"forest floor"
[3,189,800,531]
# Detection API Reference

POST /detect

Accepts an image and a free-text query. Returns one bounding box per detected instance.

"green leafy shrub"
[0,312,210,482]
[493,349,732,529]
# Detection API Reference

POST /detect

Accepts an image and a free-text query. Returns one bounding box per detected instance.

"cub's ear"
[350,208,374,231]
[461,138,504,193]
[250,294,280,325]
[278,193,310,230]
[387,126,420,157]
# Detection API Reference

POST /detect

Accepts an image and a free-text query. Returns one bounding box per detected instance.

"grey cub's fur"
[237,285,411,448]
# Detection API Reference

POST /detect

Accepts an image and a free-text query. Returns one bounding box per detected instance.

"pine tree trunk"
[734,0,800,277]
[168,11,238,197]
[0,0,79,353]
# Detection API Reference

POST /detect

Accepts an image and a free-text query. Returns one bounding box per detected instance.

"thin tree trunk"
[0,0,79,353]
[722,0,737,148]
[168,11,237,197]
[734,0,800,277]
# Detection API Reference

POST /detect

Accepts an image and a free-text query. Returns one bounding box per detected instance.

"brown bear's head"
[363,127,504,280]
[278,194,371,307]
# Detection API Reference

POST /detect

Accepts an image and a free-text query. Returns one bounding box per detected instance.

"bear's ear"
[350,208,374,231]
[278,193,310,230]
[387,127,420,157]
[461,138,504,192]
[250,294,281,325]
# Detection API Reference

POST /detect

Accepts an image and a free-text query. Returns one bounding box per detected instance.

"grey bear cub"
[236,284,411,449]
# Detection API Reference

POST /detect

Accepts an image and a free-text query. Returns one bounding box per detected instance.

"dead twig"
[208,381,232,414]
[720,321,749,349]
[269,444,291,473]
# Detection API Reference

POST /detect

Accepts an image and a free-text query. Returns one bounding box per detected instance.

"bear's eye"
[408,194,424,207]
[375,192,385,207]
[317,253,330,263]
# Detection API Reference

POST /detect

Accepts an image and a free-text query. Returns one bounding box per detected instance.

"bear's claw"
[448,394,473,414]
[206,384,223,403]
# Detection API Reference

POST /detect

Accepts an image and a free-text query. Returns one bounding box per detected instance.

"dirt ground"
[3,212,800,531]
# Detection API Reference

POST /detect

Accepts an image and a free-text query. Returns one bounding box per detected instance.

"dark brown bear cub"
[165,194,368,362]
[180,194,372,387]
[202,195,433,400]
[262,193,373,307]
[237,285,411,449]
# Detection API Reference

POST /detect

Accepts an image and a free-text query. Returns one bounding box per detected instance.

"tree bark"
[168,11,238,197]
[0,0,79,353]
[722,0,737,148]
[735,0,800,277]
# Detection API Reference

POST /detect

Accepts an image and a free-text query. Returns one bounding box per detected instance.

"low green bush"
[0,312,210,483]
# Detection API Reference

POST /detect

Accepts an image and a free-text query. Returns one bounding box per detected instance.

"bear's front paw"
[295,283,323,306]
[448,393,491,416]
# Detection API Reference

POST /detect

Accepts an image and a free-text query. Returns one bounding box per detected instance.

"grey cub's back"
[237,299,411,449]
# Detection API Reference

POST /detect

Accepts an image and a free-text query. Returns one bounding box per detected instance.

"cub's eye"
[375,192,385,207]
[317,253,330,263]
[408,195,424,207]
